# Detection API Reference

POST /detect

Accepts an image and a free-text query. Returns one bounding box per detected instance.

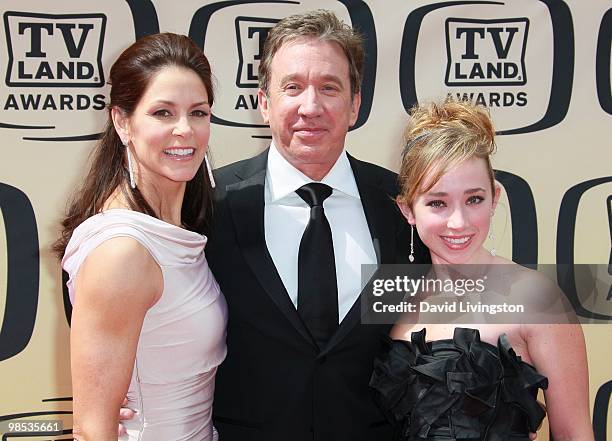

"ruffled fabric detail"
[370,328,548,441]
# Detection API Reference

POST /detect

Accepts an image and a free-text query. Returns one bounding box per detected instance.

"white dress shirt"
[264,143,377,322]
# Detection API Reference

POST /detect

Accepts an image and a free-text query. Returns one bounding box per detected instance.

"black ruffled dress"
[370,328,548,441]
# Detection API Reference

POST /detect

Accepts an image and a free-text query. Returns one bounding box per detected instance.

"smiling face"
[399,157,500,265]
[112,65,211,190]
[258,37,361,180]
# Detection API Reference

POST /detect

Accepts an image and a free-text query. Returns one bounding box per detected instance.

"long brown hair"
[54,33,215,257]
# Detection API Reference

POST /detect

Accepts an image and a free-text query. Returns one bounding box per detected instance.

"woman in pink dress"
[55,33,227,441]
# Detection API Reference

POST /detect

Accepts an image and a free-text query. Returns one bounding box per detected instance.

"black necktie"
[296,183,339,349]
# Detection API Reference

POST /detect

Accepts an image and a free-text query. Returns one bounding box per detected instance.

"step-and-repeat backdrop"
[0,0,610,439]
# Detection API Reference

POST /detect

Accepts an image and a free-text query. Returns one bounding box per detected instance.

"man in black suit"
[206,10,427,441]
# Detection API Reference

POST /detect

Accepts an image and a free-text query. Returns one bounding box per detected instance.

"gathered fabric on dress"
[63,209,228,441]
[370,328,548,441]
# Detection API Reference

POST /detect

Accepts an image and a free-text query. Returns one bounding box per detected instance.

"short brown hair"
[398,100,497,206]
[258,9,364,96]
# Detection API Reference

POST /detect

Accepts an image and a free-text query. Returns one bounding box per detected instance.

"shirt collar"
[266,142,361,202]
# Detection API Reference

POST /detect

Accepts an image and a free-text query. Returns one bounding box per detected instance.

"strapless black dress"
[370,328,548,441]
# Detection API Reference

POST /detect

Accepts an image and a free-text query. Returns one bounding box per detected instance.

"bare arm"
[525,324,594,441]
[70,237,162,441]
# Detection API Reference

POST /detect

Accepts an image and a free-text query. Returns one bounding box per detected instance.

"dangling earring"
[124,141,136,189]
[488,231,496,256]
[409,224,415,262]
[489,210,496,256]
[205,150,215,188]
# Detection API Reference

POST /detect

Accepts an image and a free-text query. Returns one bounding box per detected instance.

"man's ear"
[258,89,270,124]
[397,199,415,225]
[111,107,130,143]
[349,91,361,127]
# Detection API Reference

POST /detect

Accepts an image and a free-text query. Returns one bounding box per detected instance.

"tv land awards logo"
[0,3,161,139]
[400,1,573,135]
[3,12,106,114]
[445,18,528,88]
[444,18,529,108]
[4,12,105,87]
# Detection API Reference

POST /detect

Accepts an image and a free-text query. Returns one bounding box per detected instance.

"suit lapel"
[350,155,398,265]
[320,155,398,356]
[226,150,317,347]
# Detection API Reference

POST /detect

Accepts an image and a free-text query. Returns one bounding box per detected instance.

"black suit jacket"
[207,149,427,441]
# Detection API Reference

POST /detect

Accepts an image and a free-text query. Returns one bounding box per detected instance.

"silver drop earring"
[409,224,415,262]
[489,210,496,256]
[205,151,215,188]
[124,141,136,189]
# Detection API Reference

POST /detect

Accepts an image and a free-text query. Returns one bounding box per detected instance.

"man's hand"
[118,398,135,437]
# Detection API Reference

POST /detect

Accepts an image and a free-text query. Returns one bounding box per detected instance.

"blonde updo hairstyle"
[398,100,497,207]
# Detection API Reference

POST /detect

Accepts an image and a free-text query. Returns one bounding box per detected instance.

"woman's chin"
[431,246,488,265]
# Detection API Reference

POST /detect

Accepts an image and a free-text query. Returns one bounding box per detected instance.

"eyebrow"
[426,188,486,197]
[278,74,344,86]
[152,99,210,106]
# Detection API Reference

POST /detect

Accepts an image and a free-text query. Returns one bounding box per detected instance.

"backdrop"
[0,0,610,439]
